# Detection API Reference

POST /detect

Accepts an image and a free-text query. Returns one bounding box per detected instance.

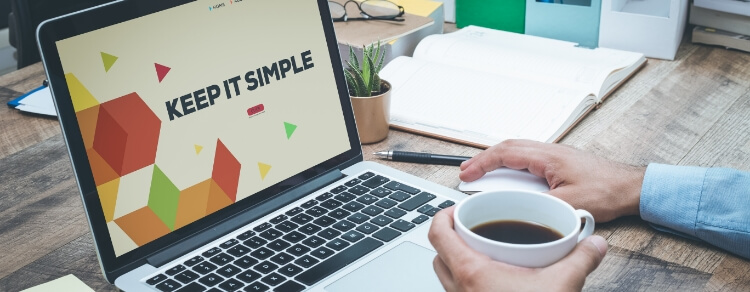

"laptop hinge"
[146,169,346,267]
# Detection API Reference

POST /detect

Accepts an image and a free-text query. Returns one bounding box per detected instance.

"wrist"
[620,165,646,217]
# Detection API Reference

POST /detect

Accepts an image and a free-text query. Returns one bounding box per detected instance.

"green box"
[456,0,526,33]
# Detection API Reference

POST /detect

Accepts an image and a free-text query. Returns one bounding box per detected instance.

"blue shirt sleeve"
[640,163,750,259]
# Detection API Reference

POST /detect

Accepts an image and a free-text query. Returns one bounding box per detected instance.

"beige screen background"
[56,0,351,256]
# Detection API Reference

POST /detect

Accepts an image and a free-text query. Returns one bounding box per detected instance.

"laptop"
[37,0,467,291]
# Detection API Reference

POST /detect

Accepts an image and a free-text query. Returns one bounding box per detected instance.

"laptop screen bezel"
[37,0,363,282]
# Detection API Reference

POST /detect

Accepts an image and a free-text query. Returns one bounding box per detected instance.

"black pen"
[374,150,471,166]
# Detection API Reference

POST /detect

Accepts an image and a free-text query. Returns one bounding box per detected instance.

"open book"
[380,26,646,148]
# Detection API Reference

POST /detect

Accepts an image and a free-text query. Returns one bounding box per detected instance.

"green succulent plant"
[344,41,386,97]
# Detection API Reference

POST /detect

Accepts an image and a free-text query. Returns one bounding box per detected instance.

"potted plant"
[344,41,391,144]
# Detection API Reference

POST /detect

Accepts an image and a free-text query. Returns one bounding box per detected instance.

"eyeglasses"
[329,0,405,22]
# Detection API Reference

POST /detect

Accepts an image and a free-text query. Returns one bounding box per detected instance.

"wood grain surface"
[1,29,748,291]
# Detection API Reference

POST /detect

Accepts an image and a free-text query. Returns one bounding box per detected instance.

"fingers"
[549,235,608,280]
[433,256,457,292]
[427,207,486,269]
[460,139,553,182]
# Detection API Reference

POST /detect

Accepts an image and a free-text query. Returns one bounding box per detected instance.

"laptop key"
[334,192,356,202]
[438,200,456,209]
[327,208,351,219]
[383,181,420,194]
[259,228,283,241]
[412,214,430,224]
[358,172,375,180]
[399,192,437,211]
[326,238,350,251]
[360,205,383,217]
[192,262,218,275]
[218,278,244,291]
[294,255,319,268]
[233,256,259,269]
[385,208,407,219]
[216,264,241,278]
[298,223,322,235]
[316,192,333,201]
[345,178,361,187]
[245,282,269,292]
[155,279,182,292]
[278,264,305,277]
[310,246,335,259]
[388,191,411,202]
[301,199,317,209]
[332,220,355,232]
[356,194,379,205]
[236,270,262,283]
[261,272,286,286]
[227,245,251,257]
[270,214,287,224]
[362,175,389,188]
[175,270,200,284]
[267,239,292,251]
[301,235,325,248]
[209,253,234,266]
[253,261,279,274]
[370,215,394,227]
[356,223,379,234]
[295,237,383,285]
[290,213,313,225]
[244,236,268,249]
[274,220,299,233]
[319,199,342,210]
[166,264,186,276]
[347,212,371,224]
[250,247,275,260]
[202,247,222,258]
[390,219,416,232]
[286,244,311,256]
[375,198,397,209]
[372,227,401,242]
[236,231,256,241]
[184,256,204,267]
[281,231,306,243]
[341,230,365,242]
[312,215,336,227]
[369,187,392,198]
[270,252,295,265]
[425,208,439,217]
[198,273,224,287]
[304,206,328,217]
[317,228,341,240]
[285,207,303,217]
[348,185,370,195]
[174,282,204,292]
[342,201,365,212]
[253,223,272,232]
[330,185,347,194]
[146,274,168,285]
[417,204,434,214]
[220,239,239,249]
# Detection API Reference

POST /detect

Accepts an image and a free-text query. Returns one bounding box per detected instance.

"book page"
[412,26,643,100]
[381,57,594,145]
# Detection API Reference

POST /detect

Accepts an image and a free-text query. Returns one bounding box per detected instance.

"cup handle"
[575,209,595,242]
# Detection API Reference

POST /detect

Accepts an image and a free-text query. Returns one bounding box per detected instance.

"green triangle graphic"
[284,122,297,139]
[101,52,118,72]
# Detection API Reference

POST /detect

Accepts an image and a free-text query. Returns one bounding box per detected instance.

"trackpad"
[325,241,443,292]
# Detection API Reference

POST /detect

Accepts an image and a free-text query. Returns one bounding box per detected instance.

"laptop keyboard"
[145,171,455,292]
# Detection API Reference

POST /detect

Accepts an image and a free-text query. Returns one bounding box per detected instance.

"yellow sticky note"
[21,275,95,292]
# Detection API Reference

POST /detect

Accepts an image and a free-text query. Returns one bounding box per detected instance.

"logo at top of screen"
[209,0,241,11]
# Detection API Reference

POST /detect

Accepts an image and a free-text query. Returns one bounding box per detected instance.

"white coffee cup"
[453,190,595,268]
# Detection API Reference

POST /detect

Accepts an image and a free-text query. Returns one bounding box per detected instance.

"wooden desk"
[1,40,749,291]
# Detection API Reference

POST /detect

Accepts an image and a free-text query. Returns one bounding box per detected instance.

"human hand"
[460,140,645,222]
[428,206,608,292]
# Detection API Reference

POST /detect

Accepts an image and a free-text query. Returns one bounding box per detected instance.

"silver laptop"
[37,0,467,291]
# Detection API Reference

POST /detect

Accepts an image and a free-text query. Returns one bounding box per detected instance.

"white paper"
[15,87,56,116]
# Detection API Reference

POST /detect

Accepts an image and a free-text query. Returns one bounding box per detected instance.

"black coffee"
[470,220,563,244]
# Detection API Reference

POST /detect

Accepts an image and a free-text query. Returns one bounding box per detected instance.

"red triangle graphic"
[155,63,171,83]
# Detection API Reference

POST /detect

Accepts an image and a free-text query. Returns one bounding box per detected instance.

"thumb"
[550,235,608,280]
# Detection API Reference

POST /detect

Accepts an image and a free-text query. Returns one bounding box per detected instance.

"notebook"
[36,0,466,291]
[380,26,647,149]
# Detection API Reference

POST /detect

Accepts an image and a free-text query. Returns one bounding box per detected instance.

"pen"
[374,150,471,166]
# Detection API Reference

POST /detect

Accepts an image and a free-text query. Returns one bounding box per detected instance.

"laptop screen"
[54,0,351,257]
